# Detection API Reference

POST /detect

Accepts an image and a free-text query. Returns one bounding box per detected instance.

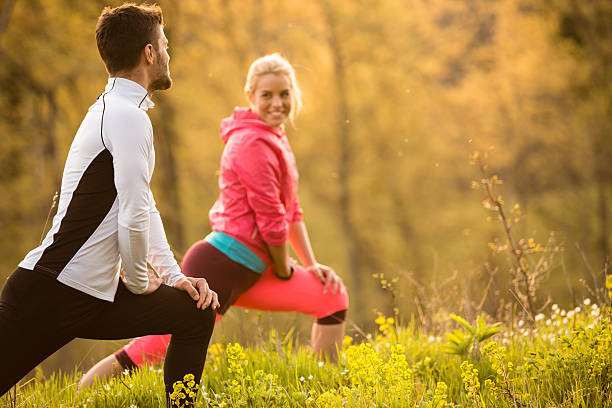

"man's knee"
[176,306,216,340]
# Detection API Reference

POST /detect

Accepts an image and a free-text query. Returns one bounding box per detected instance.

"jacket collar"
[220,107,285,141]
[105,77,155,111]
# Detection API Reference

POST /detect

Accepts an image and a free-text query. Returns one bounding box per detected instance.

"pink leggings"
[116,241,348,368]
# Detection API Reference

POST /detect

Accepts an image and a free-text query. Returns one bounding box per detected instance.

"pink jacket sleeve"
[291,196,304,223]
[232,138,289,246]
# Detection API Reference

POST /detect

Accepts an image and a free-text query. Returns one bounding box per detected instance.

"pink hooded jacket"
[209,108,303,266]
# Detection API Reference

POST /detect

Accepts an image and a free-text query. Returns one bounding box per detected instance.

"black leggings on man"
[0,267,215,399]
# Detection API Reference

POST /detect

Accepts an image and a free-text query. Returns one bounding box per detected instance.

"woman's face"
[249,73,291,128]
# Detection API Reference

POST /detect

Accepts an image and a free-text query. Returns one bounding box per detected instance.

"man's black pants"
[0,267,215,397]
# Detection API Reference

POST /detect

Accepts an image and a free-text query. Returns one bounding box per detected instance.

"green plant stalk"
[477,158,536,319]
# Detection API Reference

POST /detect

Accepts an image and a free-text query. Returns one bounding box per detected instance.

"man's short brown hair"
[96,3,163,75]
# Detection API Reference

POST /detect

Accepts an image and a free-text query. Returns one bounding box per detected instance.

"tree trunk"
[0,0,18,37]
[320,0,364,321]
[250,0,264,56]
[151,96,185,252]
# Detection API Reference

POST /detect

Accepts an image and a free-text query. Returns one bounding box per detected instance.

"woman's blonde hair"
[244,53,303,123]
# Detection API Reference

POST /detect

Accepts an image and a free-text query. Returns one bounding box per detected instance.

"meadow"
[2,298,610,407]
[2,151,611,408]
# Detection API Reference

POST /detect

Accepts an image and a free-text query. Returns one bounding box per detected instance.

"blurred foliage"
[0,0,610,374]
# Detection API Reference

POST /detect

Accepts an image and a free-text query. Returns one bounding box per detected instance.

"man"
[0,4,218,406]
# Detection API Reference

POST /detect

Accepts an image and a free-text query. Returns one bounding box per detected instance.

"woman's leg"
[79,334,173,388]
[311,321,346,363]
[78,353,124,389]
[233,265,349,362]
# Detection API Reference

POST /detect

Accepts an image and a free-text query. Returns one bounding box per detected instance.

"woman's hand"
[306,263,343,295]
[274,258,298,280]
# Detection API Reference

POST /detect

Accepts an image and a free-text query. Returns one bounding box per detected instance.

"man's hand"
[141,268,163,295]
[174,277,220,310]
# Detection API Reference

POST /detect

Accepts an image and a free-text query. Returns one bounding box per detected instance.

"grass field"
[2,300,610,407]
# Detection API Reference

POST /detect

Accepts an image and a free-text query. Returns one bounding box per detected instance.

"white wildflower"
[535,313,545,322]
[583,298,591,306]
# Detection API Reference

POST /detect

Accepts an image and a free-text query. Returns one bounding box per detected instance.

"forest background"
[0,0,610,377]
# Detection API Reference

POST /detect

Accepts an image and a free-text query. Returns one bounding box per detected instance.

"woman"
[80,54,349,387]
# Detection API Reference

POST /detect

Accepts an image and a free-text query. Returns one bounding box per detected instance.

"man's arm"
[105,109,152,294]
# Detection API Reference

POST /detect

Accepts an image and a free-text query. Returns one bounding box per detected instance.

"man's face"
[148,25,171,92]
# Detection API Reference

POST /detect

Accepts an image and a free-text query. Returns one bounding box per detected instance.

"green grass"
[3,302,610,407]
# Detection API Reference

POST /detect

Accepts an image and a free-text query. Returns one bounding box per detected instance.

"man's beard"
[149,73,172,92]
[149,52,172,92]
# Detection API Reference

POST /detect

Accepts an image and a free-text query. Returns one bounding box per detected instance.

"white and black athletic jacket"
[19,78,184,301]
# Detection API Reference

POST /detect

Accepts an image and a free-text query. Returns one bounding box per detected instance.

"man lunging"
[0,4,218,406]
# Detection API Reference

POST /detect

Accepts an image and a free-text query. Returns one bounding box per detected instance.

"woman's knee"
[316,285,349,323]
[330,283,350,311]
[317,309,347,325]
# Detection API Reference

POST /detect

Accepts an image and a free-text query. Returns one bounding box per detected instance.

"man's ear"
[144,44,154,64]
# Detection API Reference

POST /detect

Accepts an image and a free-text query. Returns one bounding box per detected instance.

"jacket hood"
[219,107,284,144]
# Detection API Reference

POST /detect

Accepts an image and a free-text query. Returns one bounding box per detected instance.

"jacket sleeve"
[105,109,151,294]
[231,138,288,245]
[291,196,304,223]
[147,191,185,287]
